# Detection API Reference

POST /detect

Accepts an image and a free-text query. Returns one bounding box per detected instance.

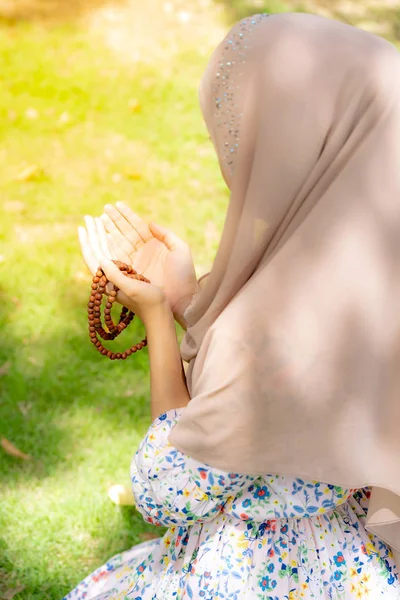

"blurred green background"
[0,0,399,598]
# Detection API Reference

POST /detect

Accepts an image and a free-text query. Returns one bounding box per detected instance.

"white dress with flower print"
[65,409,399,600]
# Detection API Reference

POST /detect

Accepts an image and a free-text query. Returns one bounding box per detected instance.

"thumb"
[100,259,137,293]
[149,222,185,252]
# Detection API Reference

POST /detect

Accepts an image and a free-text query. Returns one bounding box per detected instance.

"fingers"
[101,213,135,256]
[104,203,140,244]
[78,226,98,275]
[104,203,148,249]
[100,258,140,295]
[149,221,186,252]
[97,215,133,265]
[84,215,106,267]
[99,225,121,293]
[107,233,131,264]
[95,217,112,259]
[115,202,153,243]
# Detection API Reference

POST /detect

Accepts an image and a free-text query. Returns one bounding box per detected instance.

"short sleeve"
[131,408,255,527]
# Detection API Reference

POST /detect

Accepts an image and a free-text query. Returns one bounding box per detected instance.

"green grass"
[217,0,400,42]
[1,0,399,597]
[0,16,227,599]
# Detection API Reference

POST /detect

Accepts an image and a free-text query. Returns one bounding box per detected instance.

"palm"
[127,238,195,312]
[101,203,198,319]
[128,238,170,284]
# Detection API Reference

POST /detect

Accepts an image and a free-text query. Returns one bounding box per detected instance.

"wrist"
[143,300,174,331]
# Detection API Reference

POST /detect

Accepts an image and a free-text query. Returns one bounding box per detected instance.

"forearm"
[145,302,190,421]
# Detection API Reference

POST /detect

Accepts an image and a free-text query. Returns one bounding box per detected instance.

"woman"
[67,12,400,599]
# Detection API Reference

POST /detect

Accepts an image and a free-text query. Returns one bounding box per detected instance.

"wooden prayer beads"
[88,260,149,360]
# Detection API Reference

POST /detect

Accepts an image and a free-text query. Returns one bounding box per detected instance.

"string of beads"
[88,260,149,360]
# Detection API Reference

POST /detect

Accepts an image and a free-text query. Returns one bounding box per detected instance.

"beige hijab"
[170,13,400,551]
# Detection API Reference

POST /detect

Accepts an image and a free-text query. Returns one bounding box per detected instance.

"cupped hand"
[101,202,198,327]
[78,214,119,295]
[78,218,166,324]
[99,259,167,326]
[79,215,113,276]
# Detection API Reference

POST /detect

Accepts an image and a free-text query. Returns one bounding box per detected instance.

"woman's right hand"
[101,202,198,328]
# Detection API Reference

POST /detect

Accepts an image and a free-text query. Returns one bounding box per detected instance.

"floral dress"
[65,409,399,600]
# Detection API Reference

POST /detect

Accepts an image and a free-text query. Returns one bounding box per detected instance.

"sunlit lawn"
[1,0,399,597]
[0,17,228,599]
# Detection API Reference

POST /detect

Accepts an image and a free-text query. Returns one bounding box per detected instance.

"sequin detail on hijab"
[213,13,270,175]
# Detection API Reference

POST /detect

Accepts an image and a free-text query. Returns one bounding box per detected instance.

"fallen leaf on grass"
[4,200,25,212]
[125,171,142,181]
[1,438,31,460]
[3,585,26,599]
[108,484,135,506]
[128,99,141,113]
[112,172,122,184]
[25,107,38,119]
[15,164,43,182]
[121,388,134,398]
[0,362,10,377]
[59,111,70,124]
[18,402,32,417]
